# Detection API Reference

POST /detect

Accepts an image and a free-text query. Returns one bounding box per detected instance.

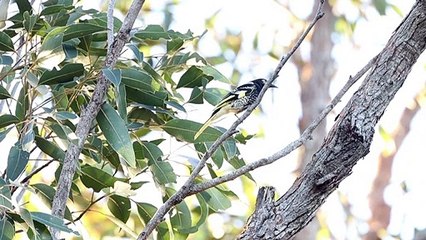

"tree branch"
[238,0,426,238]
[190,54,378,195]
[50,0,145,238]
[137,1,325,239]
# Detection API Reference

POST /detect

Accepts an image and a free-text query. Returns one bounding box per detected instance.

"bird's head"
[252,78,277,89]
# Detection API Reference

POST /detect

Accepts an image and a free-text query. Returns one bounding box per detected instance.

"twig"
[67,194,109,224]
[50,0,146,238]
[189,54,379,194]
[137,1,326,239]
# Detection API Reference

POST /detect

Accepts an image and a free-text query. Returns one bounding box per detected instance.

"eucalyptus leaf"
[96,103,136,167]
[6,143,29,181]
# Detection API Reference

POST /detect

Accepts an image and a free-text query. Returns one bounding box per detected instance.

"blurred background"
[2,0,426,239]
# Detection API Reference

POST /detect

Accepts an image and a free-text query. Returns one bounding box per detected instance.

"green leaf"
[373,0,388,15]
[162,119,222,143]
[203,88,228,106]
[16,0,32,13]
[228,156,254,181]
[0,128,12,143]
[165,188,192,237]
[102,68,122,86]
[19,208,36,234]
[39,63,84,85]
[0,217,15,240]
[0,115,20,129]
[134,25,170,40]
[15,87,29,121]
[96,103,136,167]
[177,66,212,88]
[167,38,184,52]
[0,178,13,210]
[126,87,167,107]
[195,142,223,168]
[178,194,209,234]
[150,160,176,185]
[40,4,73,16]
[7,143,30,181]
[0,85,11,99]
[0,31,14,51]
[134,141,163,162]
[0,55,13,65]
[34,136,65,161]
[121,68,153,92]
[63,23,106,41]
[199,187,231,211]
[166,100,186,112]
[188,87,203,104]
[134,24,193,41]
[31,212,77,234]
[54,111,77,120]
[128,44,144,62]
[200,65,231,84]
[107,195,131,223]
[80,164,118,192]
[36,27,66,69]
[136,202,169,236]
[23,11,37,33]
[116,83,128,122]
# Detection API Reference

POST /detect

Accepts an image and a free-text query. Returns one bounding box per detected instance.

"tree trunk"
[239,0,426,239]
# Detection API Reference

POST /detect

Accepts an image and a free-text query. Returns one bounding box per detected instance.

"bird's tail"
[194,115,216,140]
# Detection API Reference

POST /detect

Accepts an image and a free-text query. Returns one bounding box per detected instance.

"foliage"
[0,0,254,239]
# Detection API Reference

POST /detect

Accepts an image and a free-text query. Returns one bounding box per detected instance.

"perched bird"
[194,78,276,140]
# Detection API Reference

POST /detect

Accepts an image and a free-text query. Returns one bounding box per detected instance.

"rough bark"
[239,1,426,239]
[364,88,423,240]
[294,1,335,239]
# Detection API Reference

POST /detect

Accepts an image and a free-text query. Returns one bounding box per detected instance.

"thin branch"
[137,1,326,239]
[50,0,146,238]
[190,54,379,194]
[67,194,109,225]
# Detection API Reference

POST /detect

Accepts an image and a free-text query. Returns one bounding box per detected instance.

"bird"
[194,78,276,140]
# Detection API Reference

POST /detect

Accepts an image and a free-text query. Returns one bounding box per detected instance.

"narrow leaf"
[102,68,122,86]
[150,160,176,185]
[107,194,131,223]
[31,212,77,234]
[0,31,14,51]
[63,23,106,41]
[80,164,117,192]
[6,143,29,181]
[0,85,11,99]
[96,103,136,167]
[0,217,15,240]
[162,119,222,143]
[121,68,153,92]
[34,136,65,161]
[199,187,231,211]
[39,63,84,85]
[0,115,18,129]
[177,66,212,88]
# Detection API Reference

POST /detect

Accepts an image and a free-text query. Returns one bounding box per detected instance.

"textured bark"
[364,89,423,240]
[239,1,426,239]
[294,1,335,239]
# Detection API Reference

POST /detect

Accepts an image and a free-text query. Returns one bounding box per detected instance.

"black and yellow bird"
[194,78,276,139]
